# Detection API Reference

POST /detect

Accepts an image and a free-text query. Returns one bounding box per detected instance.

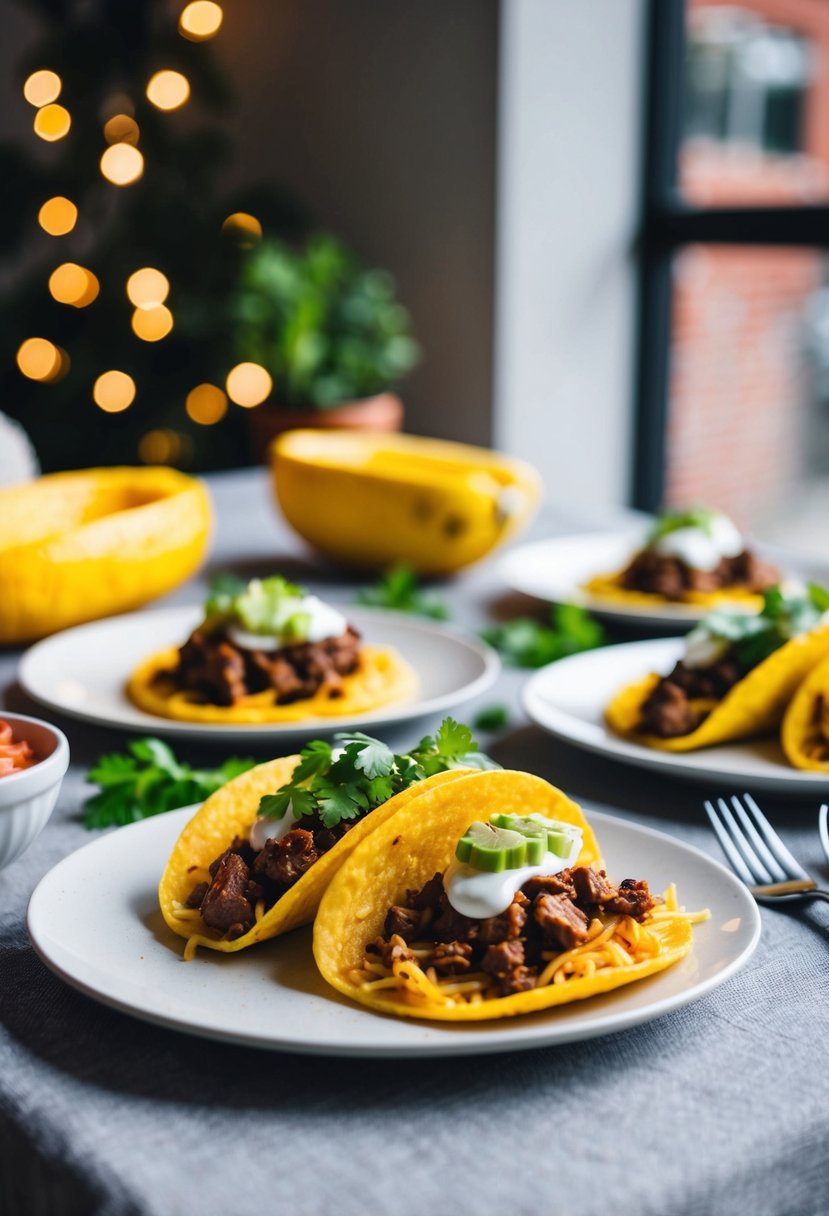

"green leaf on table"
[83,738,257,829]
[355,565,449,620]
[482,604,607,668]
[473,704,510,732]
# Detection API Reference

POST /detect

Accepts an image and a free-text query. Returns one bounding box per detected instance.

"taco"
[781,652,829,771]
[605,585,829,752]
[129,574,417,724]
[584,507,778,610]
[314,769,706,1022]
[160,718,496,958]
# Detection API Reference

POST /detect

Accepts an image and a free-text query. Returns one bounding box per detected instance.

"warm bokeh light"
[179,1,223,41]
[185,382,228,425]
[93,370,136,413]
[131,304,174,342]
[38,196,77,236]
[16,337,62,382]
[100,143,144,185]
[146,70,190,111]
[34,103,71,142]
[138,428,184,464]
[222,212,263,247]
[103,114,140,145]
[126,267,170,309]
[48,263,100,308]
[23,70,61,107]
[226,362,272,408]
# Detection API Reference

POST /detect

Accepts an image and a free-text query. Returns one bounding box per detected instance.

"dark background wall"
[1,0,499,455]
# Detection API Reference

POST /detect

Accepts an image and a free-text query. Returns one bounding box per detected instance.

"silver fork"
[704,793,829,905]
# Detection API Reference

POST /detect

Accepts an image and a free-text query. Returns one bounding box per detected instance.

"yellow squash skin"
[160,761,470,955]
[314,770,693,1022]
[0,467,212,643]
[606,625,829,752]
[781,653,829,770]
[271,430,541,575]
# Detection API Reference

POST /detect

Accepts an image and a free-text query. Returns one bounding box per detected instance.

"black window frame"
[632,0,829,511]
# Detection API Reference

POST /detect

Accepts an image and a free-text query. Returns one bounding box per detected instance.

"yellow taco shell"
[160,758,469,955]
[313,769,692,1022]
[130,644,418,724]
[781,652,829,770]
[583,571,764,612]
[605,625,829,752]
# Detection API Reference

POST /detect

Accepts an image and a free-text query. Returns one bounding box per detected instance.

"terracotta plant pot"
[248,392,403,459]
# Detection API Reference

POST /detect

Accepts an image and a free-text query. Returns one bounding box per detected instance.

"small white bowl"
[0,712,69,870]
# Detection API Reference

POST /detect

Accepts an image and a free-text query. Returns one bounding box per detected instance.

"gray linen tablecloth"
[2,469,828,1216]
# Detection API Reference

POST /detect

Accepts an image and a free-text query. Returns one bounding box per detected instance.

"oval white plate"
[19,606,499,743]
[523,638,829,793]
[499,532,764,629]
[27,805,759,1058]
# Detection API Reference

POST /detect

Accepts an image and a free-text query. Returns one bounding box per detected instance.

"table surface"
[2,469,828,1216]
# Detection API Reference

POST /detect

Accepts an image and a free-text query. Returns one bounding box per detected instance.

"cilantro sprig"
[693,583,829,671]
[257,717,498,830]
[647,507,718,545]
[83,738,256,829]
[355,565,449,620]
[482,603,606,669]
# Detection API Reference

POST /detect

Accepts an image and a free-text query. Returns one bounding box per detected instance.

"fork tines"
[703,792,811,889]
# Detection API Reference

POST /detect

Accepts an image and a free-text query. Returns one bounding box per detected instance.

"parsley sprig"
[355,565,449,620]
[84,738,256,829]
[694,583,829,671]
[482,603,606,668]
[257,717,497,829]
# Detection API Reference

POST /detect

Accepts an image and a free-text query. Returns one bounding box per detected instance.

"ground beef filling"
[161,624,362,707]
[368,865,661,998]
[621,549,778,602]
[639,658,745,738]
[188,817,352,938]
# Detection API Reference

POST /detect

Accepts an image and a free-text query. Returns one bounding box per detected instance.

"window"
[634,0,829,549]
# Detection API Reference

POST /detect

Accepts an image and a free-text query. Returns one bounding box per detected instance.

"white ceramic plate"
[27,805,760,1058]
[499,531,755,629]
[19,606,499,743]
[523,638,829,793]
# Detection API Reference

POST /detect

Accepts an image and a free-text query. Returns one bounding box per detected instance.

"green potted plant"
[232,234,420,449]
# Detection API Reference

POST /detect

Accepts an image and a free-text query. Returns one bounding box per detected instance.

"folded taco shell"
[313,769,692,1022]
[605,626,829,752]
[160,758,467,955]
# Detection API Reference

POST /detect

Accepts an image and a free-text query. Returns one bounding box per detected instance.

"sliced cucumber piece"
[455,822,532,872]
[490,813,582,859]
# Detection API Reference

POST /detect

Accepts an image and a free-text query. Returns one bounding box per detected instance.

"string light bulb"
[93,370,136,413]
[179,2,223,41]
[48,263,99,308]
[131,304,174,341]
[126,267,169,309]
[146,70,190,111]
[34,104,71,142]
[23,70,61,106]
[222,212,263,247]
[226,362,272,407]
[100,143,144,185]
[103,114,140,145]
[186,383,228,425]
[38,196,77,236]
[16,337,65,382]
[138,428,184,463]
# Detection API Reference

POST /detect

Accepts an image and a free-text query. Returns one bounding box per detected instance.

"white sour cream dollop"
[682,626,731,670]
[249,804,299,852]
[652,513,743,572]
[445,828,583,919]
[228,595,348,652]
